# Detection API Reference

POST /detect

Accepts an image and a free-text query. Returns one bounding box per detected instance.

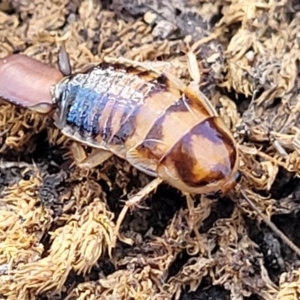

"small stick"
[239,188,300,257]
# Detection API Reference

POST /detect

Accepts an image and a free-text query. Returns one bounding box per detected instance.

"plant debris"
[1,0,300,299]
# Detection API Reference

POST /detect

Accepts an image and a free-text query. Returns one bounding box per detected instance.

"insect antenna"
[237,188,300,257]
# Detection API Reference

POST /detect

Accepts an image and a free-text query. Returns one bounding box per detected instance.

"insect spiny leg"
[113,177,163,246]
[58,43,72,76]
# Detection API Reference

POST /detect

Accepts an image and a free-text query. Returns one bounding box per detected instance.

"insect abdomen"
[54,63,211,154]
[54,64,174,155]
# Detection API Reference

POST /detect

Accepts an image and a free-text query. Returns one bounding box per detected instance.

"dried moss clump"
[1,0,300,299]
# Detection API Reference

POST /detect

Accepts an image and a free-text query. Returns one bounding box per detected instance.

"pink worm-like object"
[0,54,62,112]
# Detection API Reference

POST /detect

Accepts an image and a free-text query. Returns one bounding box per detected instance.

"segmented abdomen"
[53,62,236,180]
[57,64,163,151]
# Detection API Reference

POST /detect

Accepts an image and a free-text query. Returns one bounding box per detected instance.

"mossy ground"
[1,1,300,299]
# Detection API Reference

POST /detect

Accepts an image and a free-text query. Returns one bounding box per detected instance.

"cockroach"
[0,48,241,198]
[0,48,300,255]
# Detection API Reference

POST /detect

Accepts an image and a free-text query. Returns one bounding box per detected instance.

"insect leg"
[58,44,72,76]
[104,56,176,75]
[70,142,113,169]
[186,50,201,86]
[114,177,163,246]
[185,51,219,116]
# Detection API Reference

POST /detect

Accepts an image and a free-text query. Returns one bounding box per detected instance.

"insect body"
[1,53,300,254]
[51,61,240,196]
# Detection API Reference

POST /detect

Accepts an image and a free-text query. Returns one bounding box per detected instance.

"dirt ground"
[1,0,300,299]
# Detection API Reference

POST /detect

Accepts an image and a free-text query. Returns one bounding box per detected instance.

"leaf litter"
[1,0,300,299]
